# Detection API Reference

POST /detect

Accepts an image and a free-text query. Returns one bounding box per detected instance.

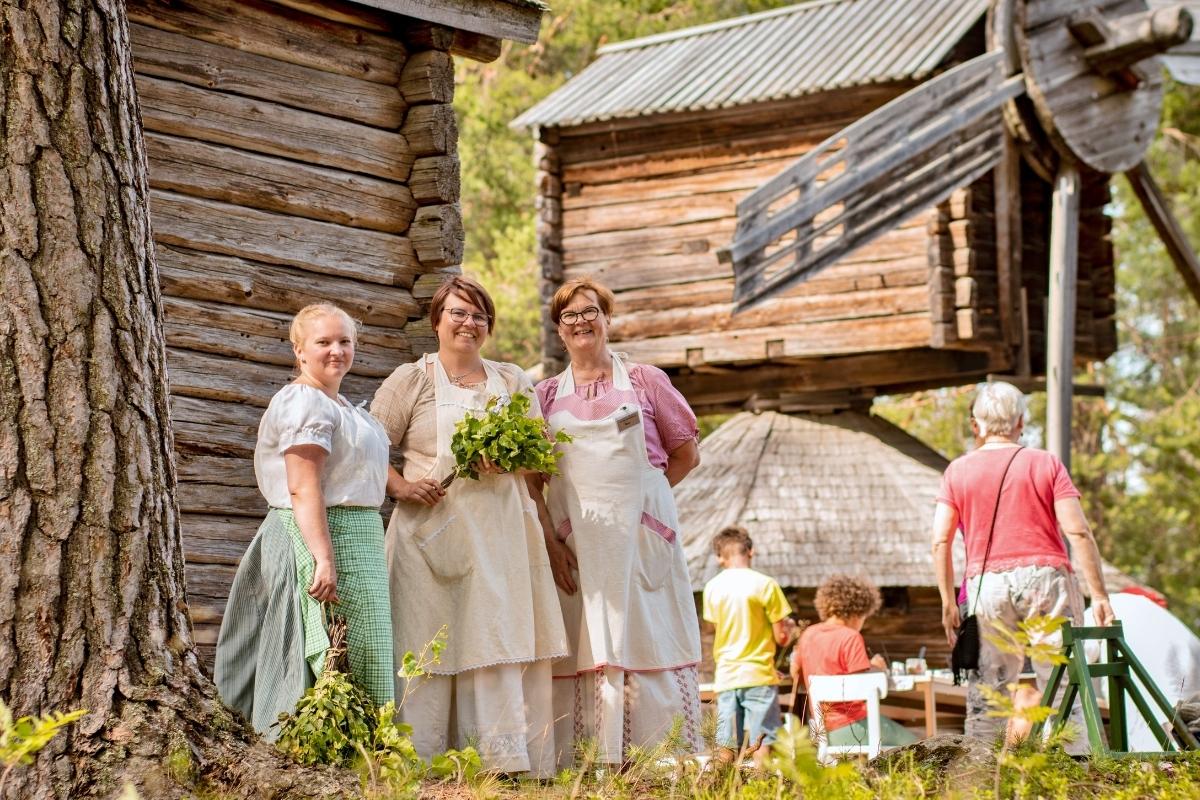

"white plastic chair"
[806,672,889,763]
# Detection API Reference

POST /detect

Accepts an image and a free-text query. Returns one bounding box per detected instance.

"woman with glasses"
[534,277,703,767]
[370,276,567,776]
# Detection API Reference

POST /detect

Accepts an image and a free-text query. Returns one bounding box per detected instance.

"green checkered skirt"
[287,506,394,706]
[216,506,394,738]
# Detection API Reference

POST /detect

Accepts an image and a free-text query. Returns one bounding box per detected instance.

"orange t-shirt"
[793,621,872,730]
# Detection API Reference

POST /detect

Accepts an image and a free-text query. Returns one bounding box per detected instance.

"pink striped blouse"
[536,362,699,471]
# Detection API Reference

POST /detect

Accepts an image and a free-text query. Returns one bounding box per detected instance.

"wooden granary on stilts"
[516,0,1200,470]
[130,0,545,663]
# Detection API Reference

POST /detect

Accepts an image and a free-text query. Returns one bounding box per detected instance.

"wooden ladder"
[1029,622,1200,755]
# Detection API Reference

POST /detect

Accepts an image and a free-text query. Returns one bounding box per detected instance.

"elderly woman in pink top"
[931,381,1113,742]
[534,277,703,768]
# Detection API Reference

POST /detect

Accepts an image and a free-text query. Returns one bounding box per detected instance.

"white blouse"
[254,383,390,509]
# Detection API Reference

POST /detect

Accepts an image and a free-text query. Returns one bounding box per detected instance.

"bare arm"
[931,501,961,646]
[664,438,700,487]
[285,445,338,603]
[525,472,577,595]
[772,617,797,648]
[1054,496,1113,626]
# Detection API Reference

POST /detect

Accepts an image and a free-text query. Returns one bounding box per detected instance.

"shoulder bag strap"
[969,445,1024,614]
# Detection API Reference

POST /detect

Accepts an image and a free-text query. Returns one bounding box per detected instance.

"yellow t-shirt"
[702,567,792,692]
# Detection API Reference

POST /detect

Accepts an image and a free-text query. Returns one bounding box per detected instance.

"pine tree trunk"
[0,2,356,796]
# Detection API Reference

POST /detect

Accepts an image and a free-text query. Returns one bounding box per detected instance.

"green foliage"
[449,392,571,480]
[276,669,376,768]
[0,699,86,792]
[983,615,1071,669]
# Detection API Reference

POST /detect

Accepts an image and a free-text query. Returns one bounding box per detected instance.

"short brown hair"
[430,276,496,336]
[550,277,615,324]
[712,525,753,558]
[813,575,881,621]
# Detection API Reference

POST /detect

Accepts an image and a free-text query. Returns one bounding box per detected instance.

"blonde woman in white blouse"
[216,303,394,737]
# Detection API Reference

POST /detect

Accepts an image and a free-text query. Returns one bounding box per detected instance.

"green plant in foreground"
[0,698,86,793]
[450,392,572,480]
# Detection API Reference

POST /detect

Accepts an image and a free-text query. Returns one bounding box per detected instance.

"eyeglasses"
[559,306,601,325]
[444,308,490,327]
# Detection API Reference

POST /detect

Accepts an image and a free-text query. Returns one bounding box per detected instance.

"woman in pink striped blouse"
[534,277,703,769]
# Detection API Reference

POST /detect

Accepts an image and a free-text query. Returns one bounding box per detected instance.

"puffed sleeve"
[272,384,338,453]
[632,363,699,453]
[535,376,558,418]
[370,362,430,446]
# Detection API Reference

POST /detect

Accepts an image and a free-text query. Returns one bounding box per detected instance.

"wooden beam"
[1125,161,1200,307]
[350,0,543,44]
[1046,164,1080,471]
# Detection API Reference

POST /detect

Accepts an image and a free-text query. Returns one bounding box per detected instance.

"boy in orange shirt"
[702,526,796,767]
[790,575,917,747]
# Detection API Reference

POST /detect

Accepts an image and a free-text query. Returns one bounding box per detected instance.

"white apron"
[545,355,702,763]
[386,354,567,773]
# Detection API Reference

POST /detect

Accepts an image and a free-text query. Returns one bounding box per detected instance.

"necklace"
[448,364,483,387]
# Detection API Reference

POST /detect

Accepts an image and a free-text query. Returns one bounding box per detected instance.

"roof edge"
[351,0,544,44]
[597,0,846,54]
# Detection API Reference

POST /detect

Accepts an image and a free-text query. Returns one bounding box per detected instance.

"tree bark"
[0,2,356,797]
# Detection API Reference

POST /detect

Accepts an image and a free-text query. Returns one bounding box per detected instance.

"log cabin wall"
[540,86,947,384]
[127,0,464,664]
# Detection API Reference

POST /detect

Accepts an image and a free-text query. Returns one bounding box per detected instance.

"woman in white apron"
[534,278,703,767]
[370,277,567,776]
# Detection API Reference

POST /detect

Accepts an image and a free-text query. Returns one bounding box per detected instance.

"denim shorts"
[716,684,782,748]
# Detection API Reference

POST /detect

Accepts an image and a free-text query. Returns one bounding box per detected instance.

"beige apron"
[385,353,566,678]
[545,355,702,763]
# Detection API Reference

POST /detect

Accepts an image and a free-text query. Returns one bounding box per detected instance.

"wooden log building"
[514,0,1118,414]
[130,0,544,663]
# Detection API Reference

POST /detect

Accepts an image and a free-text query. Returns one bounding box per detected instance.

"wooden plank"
[178,482,266,519]
[130,23,406,129]
[150,190,421,287]
[166,347,381,408]
[127,0,406,84]
[410,155,461,204]
[351,0,543,44]
[184,561,239,602]
[177,453,256,487]
[137,75,413,181]
[615,313,933,368]
[402,104,457,158]
[1045,164,1080,471]
[163,297,410,378]
[1125,162,1200,306]
[609,284,930,341]
[409,204,464,268]
[399,49,454,104]
[172,396,261,457]
[561,143,812,188]
[267,0,395,31]
[145,132,415,234]
[157,245,420,327]
[672,348,1004,408]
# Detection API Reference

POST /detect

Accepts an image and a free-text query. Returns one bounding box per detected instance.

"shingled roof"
[677,410,1148,595]
[513,0,989,129]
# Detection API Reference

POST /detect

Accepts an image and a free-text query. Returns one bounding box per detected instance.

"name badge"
[616,408,641,432]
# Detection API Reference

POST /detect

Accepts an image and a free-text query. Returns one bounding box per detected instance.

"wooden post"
[1046,164,1080,470]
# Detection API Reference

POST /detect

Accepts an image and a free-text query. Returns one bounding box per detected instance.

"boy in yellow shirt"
[702,526,796,767]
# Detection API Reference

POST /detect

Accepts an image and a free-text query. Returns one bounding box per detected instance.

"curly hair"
[712,525,753,558]
[813,575,882,621]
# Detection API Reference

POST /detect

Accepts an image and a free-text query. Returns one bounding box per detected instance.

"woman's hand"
[1091,596,1115,627]
[476,453,506,475]
[545,537,578,595]
[942,602,961,647]
[393,476,445,507]
[309,558,339,603]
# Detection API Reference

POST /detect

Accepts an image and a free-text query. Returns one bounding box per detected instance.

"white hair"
[972,381,1026,438]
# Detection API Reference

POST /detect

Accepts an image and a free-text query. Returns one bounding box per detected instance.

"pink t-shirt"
[536,362,698,471]
[937,447,1079,578]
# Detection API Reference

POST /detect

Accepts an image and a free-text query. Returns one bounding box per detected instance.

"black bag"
[950,446,1023,686]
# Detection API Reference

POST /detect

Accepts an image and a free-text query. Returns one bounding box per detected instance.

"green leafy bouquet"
[449,392,571,481]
